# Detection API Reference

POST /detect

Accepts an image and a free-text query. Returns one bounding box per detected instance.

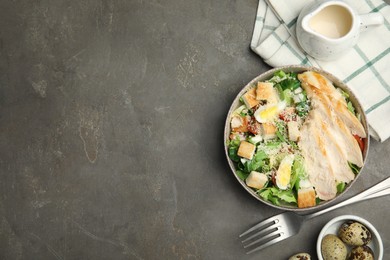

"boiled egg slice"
[275,154,294,190]
[254,101,286,123]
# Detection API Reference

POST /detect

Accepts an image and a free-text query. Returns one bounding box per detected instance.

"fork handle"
[305,177,390,220]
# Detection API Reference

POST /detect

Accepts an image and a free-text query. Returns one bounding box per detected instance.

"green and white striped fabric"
[251,0,390,142]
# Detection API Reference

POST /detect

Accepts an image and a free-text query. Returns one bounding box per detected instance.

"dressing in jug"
[296,0,384,61]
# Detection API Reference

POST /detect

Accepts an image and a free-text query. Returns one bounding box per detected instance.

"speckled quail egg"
[321,234,348,260]
[338,221,372,246]
[288,252,311,260]
[348,245,374,260]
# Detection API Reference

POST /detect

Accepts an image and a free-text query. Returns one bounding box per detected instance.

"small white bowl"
[317,215,383,260]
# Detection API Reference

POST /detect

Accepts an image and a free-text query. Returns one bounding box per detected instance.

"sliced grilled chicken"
[298,71,366,137]
[297,71,366,200]
[299,112,337,200]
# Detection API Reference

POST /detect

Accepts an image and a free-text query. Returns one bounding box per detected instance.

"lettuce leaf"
[290,156,306,191]
[259,187,297,205]
[337,182,346,193]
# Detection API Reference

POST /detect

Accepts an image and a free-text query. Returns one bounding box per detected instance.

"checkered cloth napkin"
[251,0,390,142]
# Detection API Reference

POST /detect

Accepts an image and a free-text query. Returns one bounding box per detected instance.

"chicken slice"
[297,71,366,200]
[313,100,364,167]
[316,114,355,183]
[299,112,337,200]
[298,71,366,137]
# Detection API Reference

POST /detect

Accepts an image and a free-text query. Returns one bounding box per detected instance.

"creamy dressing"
[309,5,353,39]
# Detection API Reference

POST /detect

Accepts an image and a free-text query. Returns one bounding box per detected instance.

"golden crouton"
[298,187,316,208]
[246,171,268,189]
[287,121,300,142]
[262,123,277,140]
[237,141,256,160]
[256,82,278,104]
[242,88,260,108]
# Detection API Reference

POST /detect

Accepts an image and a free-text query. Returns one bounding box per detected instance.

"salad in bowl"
[224,66,369,211]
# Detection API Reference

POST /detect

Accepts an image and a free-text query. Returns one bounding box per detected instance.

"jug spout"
[301,14,315,35]
[299,2,333,39]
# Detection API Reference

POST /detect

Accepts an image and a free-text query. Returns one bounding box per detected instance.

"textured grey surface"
[0,0,389,259]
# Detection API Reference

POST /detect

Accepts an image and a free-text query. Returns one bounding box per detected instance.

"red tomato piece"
[353,135,364,152]
[247,117,262,135]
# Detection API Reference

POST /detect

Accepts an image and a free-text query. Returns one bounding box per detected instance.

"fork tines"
[239,217,283,254]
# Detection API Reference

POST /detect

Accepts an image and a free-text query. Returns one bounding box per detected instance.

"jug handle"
[360,13,384,31]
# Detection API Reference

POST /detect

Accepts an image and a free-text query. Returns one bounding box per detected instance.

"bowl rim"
[316,214,383,260]
[223,65,370,212]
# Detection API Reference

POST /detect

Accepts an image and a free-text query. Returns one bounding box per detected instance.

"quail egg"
[348,245,374,260]
[338,221,372,246]
[321,234,347,260]
[288,252,311,260]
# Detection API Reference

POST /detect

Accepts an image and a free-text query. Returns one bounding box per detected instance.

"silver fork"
[240,177,390,254]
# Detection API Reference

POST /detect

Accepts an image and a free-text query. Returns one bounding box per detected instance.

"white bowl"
[224,65,369,212]
[317,215,383,260]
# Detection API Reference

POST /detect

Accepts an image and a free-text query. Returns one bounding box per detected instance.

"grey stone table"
[0,1,389,259]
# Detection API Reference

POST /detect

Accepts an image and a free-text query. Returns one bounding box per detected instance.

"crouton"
[246,171,268,189]
[262,123,277,140]
[256,82,279,104]
[237,141,256,160]
[242,88,260,108]
[287,121,300,142]
[297,187,316,208]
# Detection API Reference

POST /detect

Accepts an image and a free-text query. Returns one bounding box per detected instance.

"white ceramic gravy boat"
[296,0,384,61]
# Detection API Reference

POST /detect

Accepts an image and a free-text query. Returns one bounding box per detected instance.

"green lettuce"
[259,187,297,205]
